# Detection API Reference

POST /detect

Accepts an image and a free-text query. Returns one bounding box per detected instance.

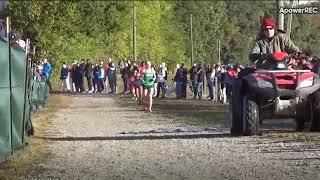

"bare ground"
[24,93,320,180]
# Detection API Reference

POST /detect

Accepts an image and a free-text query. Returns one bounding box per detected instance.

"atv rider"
[249,17,302,69]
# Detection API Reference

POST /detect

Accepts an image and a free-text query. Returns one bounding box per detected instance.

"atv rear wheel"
[310,90,320,131]
[243,95,259,136]
[230,79,243,135]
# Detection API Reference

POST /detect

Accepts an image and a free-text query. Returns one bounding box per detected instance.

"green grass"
[0,95,72,179]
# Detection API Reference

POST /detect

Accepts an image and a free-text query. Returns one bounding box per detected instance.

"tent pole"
[7,16,13,155]
[22,38,30,144]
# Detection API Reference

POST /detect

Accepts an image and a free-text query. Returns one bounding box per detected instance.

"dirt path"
[26,94,320,180]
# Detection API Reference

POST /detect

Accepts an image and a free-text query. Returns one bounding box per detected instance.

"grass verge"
[0,95,72,179]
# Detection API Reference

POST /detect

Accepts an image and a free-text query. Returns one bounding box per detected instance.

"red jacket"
[228,69,238,78]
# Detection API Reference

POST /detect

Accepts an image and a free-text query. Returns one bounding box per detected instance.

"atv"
[230,52,320,136]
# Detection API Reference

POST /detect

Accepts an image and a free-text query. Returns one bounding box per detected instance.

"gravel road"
[26,95,320,180]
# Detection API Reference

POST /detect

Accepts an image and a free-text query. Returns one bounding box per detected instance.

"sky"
[297,0,319,4]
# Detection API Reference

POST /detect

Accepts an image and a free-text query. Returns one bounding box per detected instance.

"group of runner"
[128,60,165,113]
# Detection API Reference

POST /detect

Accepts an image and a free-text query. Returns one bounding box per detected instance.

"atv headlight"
[277,63,286,69]
[257,80,273,88]
[299,76,313,88]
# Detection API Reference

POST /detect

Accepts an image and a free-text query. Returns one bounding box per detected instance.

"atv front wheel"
[230,79,243,135]
[243,95,259,136]
[295,103,307,131]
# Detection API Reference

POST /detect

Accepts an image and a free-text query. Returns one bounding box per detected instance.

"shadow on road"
[36,131,232,142]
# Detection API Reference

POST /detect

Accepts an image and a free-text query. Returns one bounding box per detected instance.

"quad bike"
[230,52,320,136]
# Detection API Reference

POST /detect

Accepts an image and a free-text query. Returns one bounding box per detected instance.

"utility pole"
[190,14,194,67]
[286,0,295,38]
[133,0,137,62]
[218,39,221,64]
[277,0,285,31]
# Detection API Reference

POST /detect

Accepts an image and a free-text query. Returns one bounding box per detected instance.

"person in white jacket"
[155,62,167,98]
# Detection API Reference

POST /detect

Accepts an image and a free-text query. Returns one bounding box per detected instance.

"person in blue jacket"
[43,58,52,91]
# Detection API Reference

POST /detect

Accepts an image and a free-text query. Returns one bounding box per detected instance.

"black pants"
[208,80,214,99]
[123,77,129,92]
[109,77,117,93]
[75,77,84,92]
[80,76,85,92]
[86,76,93,91]
[75,81,81,92]
[182,81,187,98]
[192,81,197,98]
[97,78,104,92]
[46,75,52,91]
[157,81,166,97]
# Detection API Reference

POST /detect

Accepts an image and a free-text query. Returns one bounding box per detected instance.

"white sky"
[297,0,319,4]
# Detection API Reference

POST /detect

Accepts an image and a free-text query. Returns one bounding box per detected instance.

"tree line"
[3,0,320,77]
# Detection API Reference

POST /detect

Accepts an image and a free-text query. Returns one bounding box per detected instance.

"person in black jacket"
[189,63,198,97]
[80,59,86,92]
[74,63,84,93]
[121,62,130,94]
[85,59,93,92]
[174,63,188,99]
[196,63,205,100]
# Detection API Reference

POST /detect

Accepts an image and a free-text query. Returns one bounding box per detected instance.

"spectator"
[43,58,52,91]
[85,59,93,93]
[189,63,198,98]
[196,63,205,100]
[221,67,228,104]
[60,62,70,92]
[214,65,223,101]
[67,65,74,91]
[121,62,130,94]
[174,63,188,99]
[108,61,117,94]
[80,59,86,92]
[227,64,240,103]
[34,65,44,82]
[70,63,77,92]
[153,64,158,97]
[97,64,105,93]
[156,62,167,98]
[102,61,108,93]
[74,63,84,93]
[93,63,100,93]
[206,64,215,100]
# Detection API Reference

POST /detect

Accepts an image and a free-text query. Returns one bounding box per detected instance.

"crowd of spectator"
[173,63,241,104]
[55,54,320,110]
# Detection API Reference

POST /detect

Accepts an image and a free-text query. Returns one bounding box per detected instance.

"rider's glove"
[295,51,304,58]
[249,53,267,63]
[259,53,267,61]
